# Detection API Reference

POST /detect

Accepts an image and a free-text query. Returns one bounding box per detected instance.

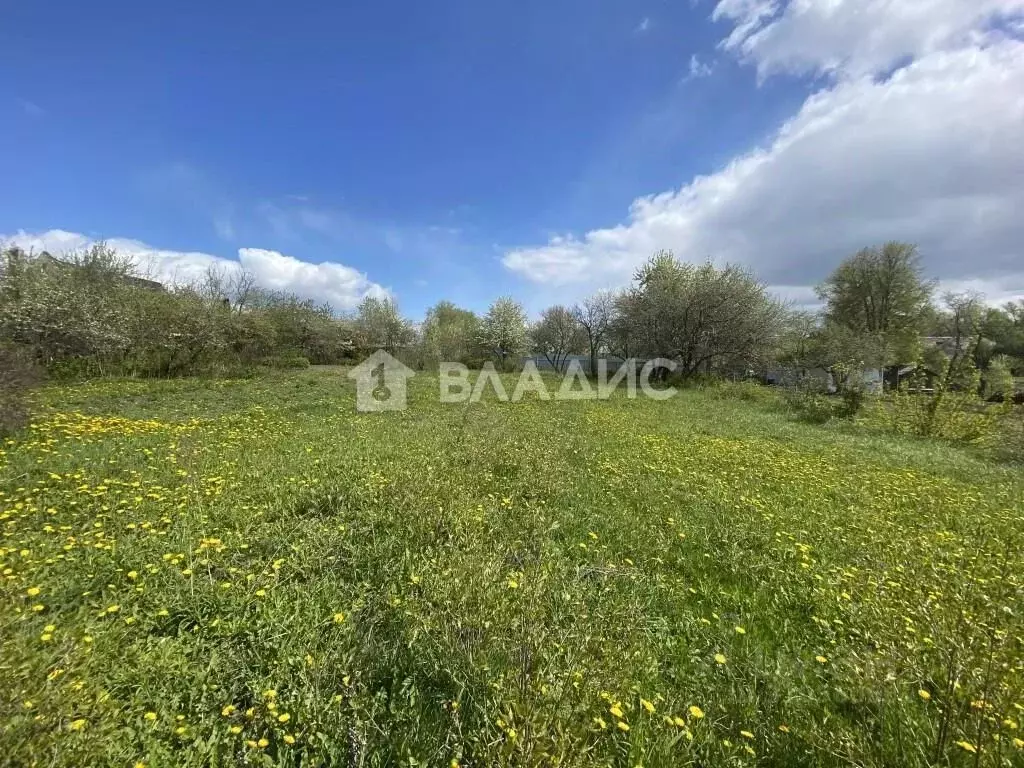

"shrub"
[259,354,311,370]
[0,344,41,436]
[784,389,843,424]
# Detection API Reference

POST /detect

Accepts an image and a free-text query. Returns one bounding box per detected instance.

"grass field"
[1,370,1022,767]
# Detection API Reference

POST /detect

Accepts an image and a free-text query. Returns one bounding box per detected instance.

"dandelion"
[26,586,41,596]
[333,612,345,624]
[283,733,296,745]
[955,741,977,753]
[609,704,624,718]
[593,716,607,729]
[714,653,727,665]
[918,689,931,701]
[69,719,87,731]
[734,626,746,635]
[689,706,705,719]
[255,589,266,597]
[229,725,242,734]
[616,721,630,732]
[640,698,656,714]
[221,705,236,717]
[741,730,754,739]
[277,713,290,723]
[815,655,828,664]
[144,712,157,721]
[257,737,269,748]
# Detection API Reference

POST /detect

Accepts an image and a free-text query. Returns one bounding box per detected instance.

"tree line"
[1,242,1022,398]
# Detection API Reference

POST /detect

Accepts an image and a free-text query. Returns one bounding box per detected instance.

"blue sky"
[3,1,1023,316]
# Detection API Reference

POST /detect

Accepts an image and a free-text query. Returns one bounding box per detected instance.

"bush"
[703,379,780,405]
[259,354,311,370]
[0,345,41,436]
[784,389,843,424]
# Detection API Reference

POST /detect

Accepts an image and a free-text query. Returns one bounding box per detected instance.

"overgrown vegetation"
[1,372,1021,766]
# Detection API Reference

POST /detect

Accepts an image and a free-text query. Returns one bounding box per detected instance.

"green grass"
[1,370,1022,766]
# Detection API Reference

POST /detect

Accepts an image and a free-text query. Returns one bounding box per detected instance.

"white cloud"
[685,54,714,80]
[635,17,652,34]
[712,0,1024,79]
[20,99,45,118]
[503,4,1024,306]
[1,229,388,311]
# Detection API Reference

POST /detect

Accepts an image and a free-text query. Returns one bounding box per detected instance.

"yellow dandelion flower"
[672,716,687,727]
[70,719,87,731]
[955,741,977,753]
[815,655,828,664]
[333,612,345,624]
[144,711,157,721]
[593,716,607,729]
[221,705,236,717]
[284,733,296,745]
[734,626,746,635]
[616,721,630,732]
[688,706,705,719]
[277,713,290,723]
[918,689,931,701]
[609,704,624,718]
[26,587,41,597]
[714,653,727,665]
[257,737,269,748]
[640,698,656,714]
[741,730,754,739]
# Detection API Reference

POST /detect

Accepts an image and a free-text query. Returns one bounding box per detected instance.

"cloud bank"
[503,0,1024,305]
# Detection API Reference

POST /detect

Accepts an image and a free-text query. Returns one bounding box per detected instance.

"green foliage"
[420,300,481,367]
[617,252,784,377]
[354,296,415,354]
[817,241,933,365]
[0,246,361,379]
[478,296,528,369]
[0,344,41,436]
[530,305,584,372]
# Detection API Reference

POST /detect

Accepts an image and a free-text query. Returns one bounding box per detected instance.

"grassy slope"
[1,371,1021,767]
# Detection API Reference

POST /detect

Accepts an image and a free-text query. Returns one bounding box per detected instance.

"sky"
[3,0,1023,319]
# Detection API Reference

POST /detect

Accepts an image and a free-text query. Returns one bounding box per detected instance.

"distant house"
[37,252,165,292]
[766,366,884,394]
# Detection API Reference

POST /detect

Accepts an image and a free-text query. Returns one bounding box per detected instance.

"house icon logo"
[348,350,416,412]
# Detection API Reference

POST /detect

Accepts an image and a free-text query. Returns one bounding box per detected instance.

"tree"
[421,300,480,366]
[616,251,785,378]
[355,296,415,354]
[817,241,934,365]
[479,297,528,370]
[531,305,584,372]
[572,292,615,374]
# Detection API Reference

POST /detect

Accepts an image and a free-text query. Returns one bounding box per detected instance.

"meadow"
[1,370,1022,767]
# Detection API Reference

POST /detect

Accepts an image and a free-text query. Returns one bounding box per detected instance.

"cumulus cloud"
[503,2,1024,305]
[1,229,388,311]
[713,0,1024,79]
